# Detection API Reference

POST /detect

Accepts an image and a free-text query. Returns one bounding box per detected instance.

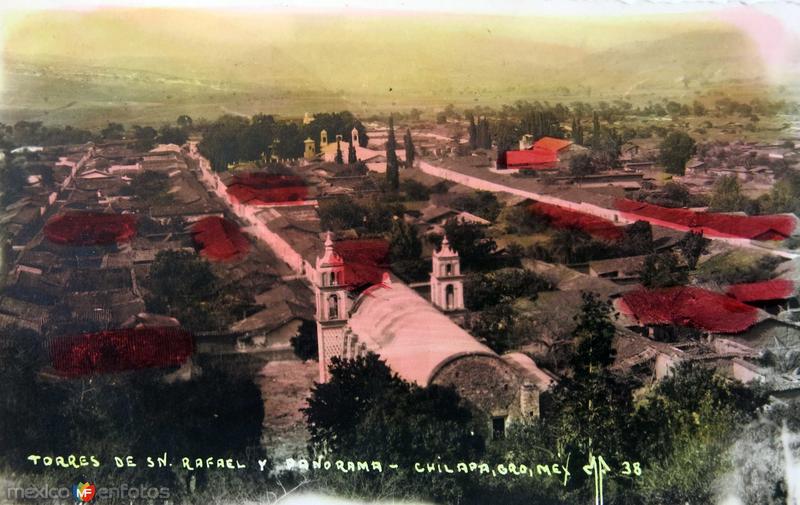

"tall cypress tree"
[592,111,600,150]
[334,139,343,164]
[481,118,492,149]
[403,129,415,168]
[468,116,478,150]
[386,115,399,190]
[347,140,357,164]
[572,116,584,146]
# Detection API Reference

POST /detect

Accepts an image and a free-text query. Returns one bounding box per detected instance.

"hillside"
[0,8,790,126]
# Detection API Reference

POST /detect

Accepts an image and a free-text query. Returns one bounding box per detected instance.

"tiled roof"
[726,279,797,303]
[615,199,799,241]
[618,286,766,334]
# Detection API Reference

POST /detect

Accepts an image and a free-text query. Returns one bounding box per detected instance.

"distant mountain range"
[0,8,794,126]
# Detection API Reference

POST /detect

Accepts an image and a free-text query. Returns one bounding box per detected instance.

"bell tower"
[314,232,350,382]
[351,127,359,146]
[320,129,328,148]
[304,138,316,160]
[430,236,465,312]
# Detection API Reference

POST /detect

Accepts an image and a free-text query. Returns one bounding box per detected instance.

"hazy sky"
[0,0,797,20]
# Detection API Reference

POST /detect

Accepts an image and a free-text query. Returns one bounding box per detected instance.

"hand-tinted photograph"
[1,1,799,504]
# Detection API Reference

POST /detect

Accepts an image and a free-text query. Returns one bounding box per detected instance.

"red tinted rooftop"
[726,279,796,303]
[528,201,624,240]
[44,212,137,246]
[615,199,798,241]
[619,286,764,334]
[506,148,558,169]
[533,137,572,152]
[226,173,309,206]
[49,327,194,377]
[191,216,250,262]
[505,137,572,170]
[334,239,390,289]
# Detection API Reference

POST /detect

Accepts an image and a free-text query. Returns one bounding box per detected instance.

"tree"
[468,115,478,150]
[479,117,492,149]
[633,362,764,504]
[569,292,617,378]
[302,354,407,450]
[290,319,318,361]
[347,140,357,164]
[403,128,415,168]
[709,174,747,212]
[569,152,594,178]
[470,303,521,354]
[334,139,343,164]
[176,115,193,129]
[434,218,497,270]
[303,353,485,504]
[764,172,800,215]
[100,122,125,140]
[399,179,430,201]
[145,250,253,332]
[678,230,709,269]
[132,125,158,150]
[571,116,584,146]
[158,125,188,146]
[640,252,688,288]
[590,126,622,170]
[450,191,502,221]
[197,115,250,171]
[622,220,654,255]
[318,196,366,231]
[659,131,696,175]
[464,268,553,311]
[550,228,590,264]
[0,157,28,206]
[386,115,399,191]
[389,217,421,262]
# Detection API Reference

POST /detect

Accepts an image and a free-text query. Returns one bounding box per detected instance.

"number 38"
[620,461,642,476]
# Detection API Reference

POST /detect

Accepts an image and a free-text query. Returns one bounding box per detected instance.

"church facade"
[313,233,554,434]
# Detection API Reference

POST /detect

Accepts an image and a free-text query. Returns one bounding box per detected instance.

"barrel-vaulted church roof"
[347,276,495,386]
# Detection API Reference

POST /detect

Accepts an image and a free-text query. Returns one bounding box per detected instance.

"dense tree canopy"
[145,250,254,332]
[659,131,696,175]
[303,354,484,503]
[640,251,688,288]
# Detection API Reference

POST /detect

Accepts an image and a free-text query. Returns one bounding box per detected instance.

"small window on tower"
[445,263,453,276]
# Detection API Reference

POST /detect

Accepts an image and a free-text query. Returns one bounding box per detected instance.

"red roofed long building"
[615,199,799,241]
[618,286,765,335]
[726,279,796,303]
[528,201,624,240]
[226,173,309,206]
[505,136,574,170]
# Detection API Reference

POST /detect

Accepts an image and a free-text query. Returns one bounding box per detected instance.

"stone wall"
[431,354,529,423]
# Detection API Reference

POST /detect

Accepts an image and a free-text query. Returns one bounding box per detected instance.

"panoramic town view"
[1,3,800,504]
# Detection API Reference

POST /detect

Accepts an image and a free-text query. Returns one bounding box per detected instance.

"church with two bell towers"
[312,231,552,430]
[313,232,465,382]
